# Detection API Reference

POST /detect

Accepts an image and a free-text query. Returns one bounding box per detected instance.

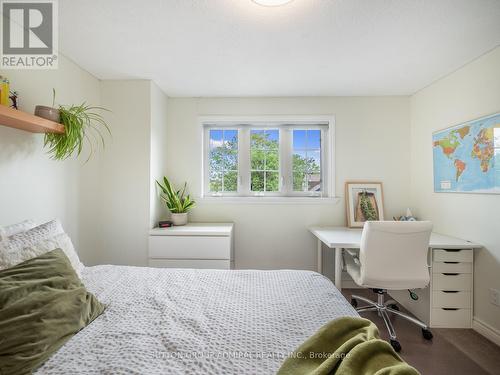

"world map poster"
[433,113,500,193]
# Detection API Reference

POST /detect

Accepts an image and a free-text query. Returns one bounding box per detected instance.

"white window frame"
[201,115,335,199]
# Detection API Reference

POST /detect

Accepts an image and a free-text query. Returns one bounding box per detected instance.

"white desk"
[309,226,481,328]
[309,226,479,289]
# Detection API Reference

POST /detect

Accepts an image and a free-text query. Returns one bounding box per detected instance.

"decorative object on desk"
[156,176,196,226]
[41,89,111,161]
[158,221,173,228]
[0,76,10,106]
[393,208,417,221]
[345,182,384,228]
[433,112,500,194]
[9,90,18,110]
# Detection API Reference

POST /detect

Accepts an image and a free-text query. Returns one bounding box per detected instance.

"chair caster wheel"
[390,339,402,352]
[387,304,399,311]
[351,298,358,308]
[422,329,433,340]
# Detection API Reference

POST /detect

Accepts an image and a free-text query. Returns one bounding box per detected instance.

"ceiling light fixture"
[252,0,294,7]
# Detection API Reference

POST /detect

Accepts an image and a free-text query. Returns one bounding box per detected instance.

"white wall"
[79,80,169,266]
[165,97,410,275]
[410,47,500,333]
[0,55,100,254]
[79,80,153,266]
[149,82,169,228]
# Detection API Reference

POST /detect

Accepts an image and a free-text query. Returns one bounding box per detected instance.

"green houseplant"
[156,176,196,226]
[40,90,111,161]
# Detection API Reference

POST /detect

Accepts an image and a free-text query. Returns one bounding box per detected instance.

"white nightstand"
[148,223,234,269]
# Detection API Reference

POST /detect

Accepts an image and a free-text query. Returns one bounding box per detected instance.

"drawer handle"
[442,308,459,311]
[443,249,462,252]
[442,273,459,276]
[442,290,459,293]
[443,261,459,264]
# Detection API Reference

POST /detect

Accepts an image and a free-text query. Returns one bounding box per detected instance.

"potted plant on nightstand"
[156,176,196,226]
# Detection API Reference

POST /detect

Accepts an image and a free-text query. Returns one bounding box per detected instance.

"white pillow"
[1,219,64,248]
[0,220,84,276]
[0,233,84,277]
[0,219,37,241]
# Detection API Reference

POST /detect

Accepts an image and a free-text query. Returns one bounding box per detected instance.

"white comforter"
[37,266,357,374]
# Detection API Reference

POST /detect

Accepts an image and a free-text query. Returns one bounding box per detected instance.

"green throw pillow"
[0,249,105,375]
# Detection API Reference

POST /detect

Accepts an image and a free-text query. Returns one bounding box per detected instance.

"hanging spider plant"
[43,90,111,161]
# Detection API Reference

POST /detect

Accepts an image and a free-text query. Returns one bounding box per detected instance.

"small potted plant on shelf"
[156,177,196,226]
[35,89,111,161]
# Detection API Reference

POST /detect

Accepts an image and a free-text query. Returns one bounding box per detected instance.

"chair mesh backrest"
[359,221,433,289]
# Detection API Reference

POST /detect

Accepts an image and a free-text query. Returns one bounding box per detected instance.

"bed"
[36,265,357,374]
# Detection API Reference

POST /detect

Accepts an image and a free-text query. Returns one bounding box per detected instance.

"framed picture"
[345,182,385,228]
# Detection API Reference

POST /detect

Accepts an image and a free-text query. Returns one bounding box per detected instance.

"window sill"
[196,196,341,205]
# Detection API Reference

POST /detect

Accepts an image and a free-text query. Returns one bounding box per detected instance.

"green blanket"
[0,249,105,375]
[277,317,419,375]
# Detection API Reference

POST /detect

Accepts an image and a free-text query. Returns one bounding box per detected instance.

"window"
[250,129,280,192]
[292,129,321,192]
[208,129,238,193]
[203,118,333,198]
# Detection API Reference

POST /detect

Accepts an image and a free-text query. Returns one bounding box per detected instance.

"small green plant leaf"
[43,102,111,161]
[156,177,196,214]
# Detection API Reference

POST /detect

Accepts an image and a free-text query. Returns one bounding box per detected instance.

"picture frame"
[345,182,385,228]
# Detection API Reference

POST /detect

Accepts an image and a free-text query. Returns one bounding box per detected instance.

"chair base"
[351,290,433,352]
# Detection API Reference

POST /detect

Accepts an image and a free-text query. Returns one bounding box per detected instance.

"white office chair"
[344,221,434,352]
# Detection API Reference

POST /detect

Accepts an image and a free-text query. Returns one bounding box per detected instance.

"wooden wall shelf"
[0,105,65,134]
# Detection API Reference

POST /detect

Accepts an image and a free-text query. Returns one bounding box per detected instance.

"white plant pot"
[171,213,188,226]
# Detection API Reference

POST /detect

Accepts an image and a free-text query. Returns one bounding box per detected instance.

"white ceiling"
[59,0,500,97]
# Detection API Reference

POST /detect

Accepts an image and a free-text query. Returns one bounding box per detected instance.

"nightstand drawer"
[149,259,231,269]
[433,273,472,291]
[433,249,472,263]
[149,235,231,259]
[432,291,471,308]
[433,262,472,274]
[432,308,471,328]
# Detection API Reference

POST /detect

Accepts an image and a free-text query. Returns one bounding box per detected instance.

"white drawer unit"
[432,291,472,308]
[149,259,232,269]
[433,249,473,262]
[432,261,472,274]
[431,308,472,328]
[433,273,472,291]
[389,247,476,329]
[430,248,473,328]
[149,236,231,259]
[148,223,234,269]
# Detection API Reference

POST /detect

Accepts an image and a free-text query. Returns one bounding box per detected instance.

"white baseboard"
[472,318,500,347]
